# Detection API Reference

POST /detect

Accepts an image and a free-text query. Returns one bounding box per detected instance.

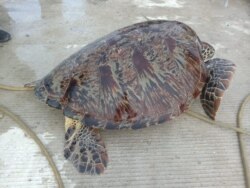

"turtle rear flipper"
[64,117,108,174]
[201,58,236,120]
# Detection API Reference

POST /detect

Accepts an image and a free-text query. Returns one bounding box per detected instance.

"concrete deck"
[0,0,250,187]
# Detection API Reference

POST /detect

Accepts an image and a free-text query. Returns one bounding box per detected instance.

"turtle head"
[33,75,64,109]
[25,80,47,102]
[201,42,215,62]
[34,80,48,102]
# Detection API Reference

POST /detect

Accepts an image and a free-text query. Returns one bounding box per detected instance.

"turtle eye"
[34,85,47,101]
[44,83,50,88]
[39,86,45,92]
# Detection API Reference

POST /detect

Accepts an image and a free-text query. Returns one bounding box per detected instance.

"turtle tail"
[200,58,236,120]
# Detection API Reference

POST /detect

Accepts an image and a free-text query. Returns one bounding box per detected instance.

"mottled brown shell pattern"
[36,20,205,129]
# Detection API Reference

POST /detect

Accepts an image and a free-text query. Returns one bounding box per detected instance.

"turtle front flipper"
[64,117,108,174]
[201,58,236,120]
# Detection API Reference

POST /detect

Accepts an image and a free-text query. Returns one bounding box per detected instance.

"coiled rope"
[237,95,250,188]
[186,95,250,187]
[0,84,64,188]
[0,84,249,187]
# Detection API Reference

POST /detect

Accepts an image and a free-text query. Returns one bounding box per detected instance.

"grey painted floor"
[0,0,250,187]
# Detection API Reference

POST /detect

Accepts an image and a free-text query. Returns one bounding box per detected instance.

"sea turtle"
[26,20,236,175]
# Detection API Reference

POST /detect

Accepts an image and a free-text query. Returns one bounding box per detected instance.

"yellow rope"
[186,110,250,136]
[186,96,250,187]
[0,84,33,91]
[237,95,250,188]
[0,106,64,188]
[1,84,250,187]
[0,84,64,188]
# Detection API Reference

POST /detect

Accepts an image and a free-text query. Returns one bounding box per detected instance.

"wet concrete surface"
[0,0,250,187]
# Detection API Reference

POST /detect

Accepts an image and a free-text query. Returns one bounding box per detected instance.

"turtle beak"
[33,80,62,109]
[25,80,47,102]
